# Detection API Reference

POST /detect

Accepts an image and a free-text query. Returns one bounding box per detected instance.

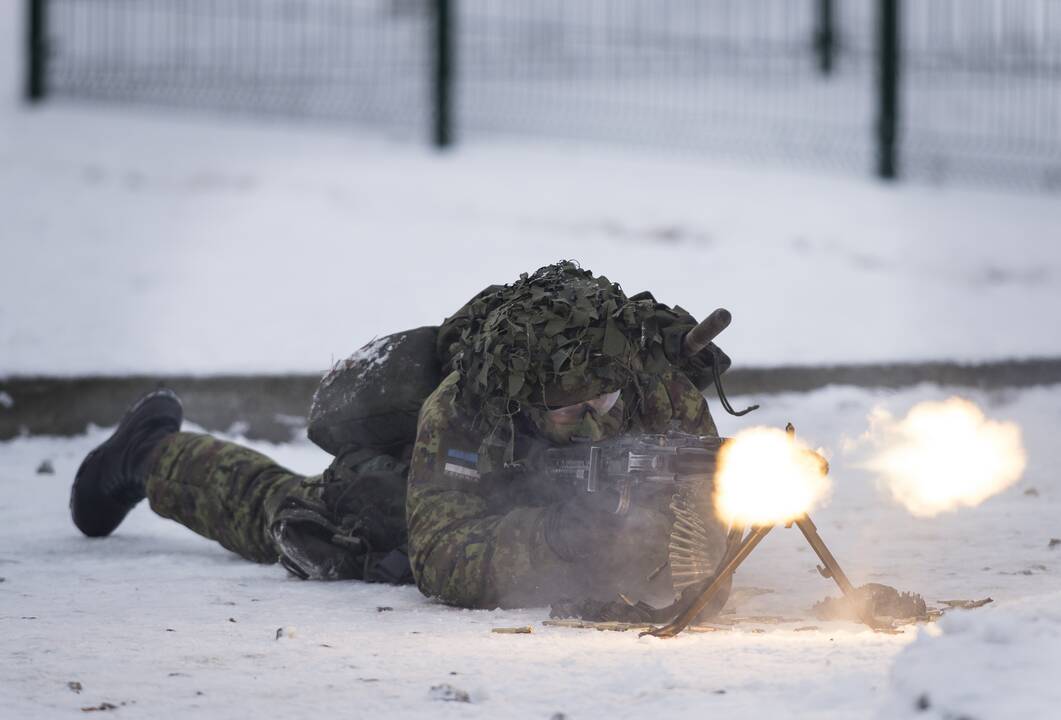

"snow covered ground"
[4,4,1061,718]
[2,384,1060,719]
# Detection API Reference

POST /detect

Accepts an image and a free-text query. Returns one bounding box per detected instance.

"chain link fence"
[24,0,1061,188]
[37,0,430,137]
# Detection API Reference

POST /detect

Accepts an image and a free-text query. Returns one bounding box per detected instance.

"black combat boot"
[70,389,183,537]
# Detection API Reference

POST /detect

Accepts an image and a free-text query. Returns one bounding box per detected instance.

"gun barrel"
[682,308,732,358]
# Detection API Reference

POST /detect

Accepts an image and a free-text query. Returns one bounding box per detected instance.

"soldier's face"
[544,390,621,426]
[532,390,624,445]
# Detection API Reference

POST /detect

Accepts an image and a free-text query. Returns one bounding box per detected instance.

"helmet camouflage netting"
[437,261,707,432]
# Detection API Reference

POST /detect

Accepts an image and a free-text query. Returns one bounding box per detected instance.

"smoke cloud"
[856,397,1026,517]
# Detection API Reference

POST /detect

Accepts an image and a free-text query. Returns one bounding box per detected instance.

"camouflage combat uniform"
[407,368,717,608]
[145,434,412,580]
[141,262,724,608]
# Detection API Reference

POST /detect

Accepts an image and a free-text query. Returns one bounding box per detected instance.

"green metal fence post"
[25,0,48,102]
[432,0,454,149]
[876,0,900,179]
[814,0,836,76]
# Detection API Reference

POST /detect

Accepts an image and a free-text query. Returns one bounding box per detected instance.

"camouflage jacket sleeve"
[406,372,581,609]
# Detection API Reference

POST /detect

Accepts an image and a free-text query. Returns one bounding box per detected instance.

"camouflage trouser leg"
[145,432,310,564]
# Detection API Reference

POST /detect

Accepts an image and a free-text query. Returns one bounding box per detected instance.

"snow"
[882,593,1061,720]
[4,3,1061,716]
[343,335,394,372]
[4,101,1060,378]
[2,4,1061,377]
[3,383,1060,718]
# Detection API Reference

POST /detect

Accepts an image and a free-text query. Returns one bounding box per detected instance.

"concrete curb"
[3,358,1060,442]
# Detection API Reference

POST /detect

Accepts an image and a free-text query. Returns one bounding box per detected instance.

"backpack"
[306,284,502,457]
[307,326,443,456]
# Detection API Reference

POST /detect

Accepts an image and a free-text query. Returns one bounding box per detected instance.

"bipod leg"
[643,525,773,639]
[793,515,894,632]
[621,524,748,624]
[721,524,745,564]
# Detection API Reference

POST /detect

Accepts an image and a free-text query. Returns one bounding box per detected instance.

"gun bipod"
[642,525,773,638]
[643,515,896,638]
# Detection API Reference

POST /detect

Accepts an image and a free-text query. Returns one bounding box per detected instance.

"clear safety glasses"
[544,389,621,426]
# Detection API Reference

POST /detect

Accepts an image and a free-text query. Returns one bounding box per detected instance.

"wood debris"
[725,615,804,625]
[938,597,993,610]
[542,619,722,633]
[80,702,119,713]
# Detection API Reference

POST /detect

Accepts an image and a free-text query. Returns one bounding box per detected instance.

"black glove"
[542,491,671,573]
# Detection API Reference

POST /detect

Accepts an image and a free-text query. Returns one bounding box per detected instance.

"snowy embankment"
[2,2,1061,379]
[2,384,1059,719]
[882,592,1061,720]
[4,99,1061,378]
[3,25,1061,380]
[5,102,1061,378]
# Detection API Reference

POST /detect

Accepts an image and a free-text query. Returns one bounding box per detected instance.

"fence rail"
[23,0,1061,189]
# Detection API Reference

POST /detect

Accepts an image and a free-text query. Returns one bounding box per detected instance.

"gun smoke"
[852,397,1026,517]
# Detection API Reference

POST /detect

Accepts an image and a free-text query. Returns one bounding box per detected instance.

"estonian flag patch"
[443,448,480,480]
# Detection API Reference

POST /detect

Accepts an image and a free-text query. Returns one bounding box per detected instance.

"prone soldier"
[69,261,737,609]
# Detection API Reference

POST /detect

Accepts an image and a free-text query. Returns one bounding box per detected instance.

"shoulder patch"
[443,462,480,480]
[443,447,480,481]
[446,448,479,465]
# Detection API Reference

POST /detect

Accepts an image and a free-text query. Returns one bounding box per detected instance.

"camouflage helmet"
[437,261,710,435]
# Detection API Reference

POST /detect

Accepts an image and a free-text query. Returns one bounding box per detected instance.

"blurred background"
[20,0,1061,184]
[2,0,1060,438]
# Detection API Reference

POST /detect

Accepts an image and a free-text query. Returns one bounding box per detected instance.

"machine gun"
[544,430,733,597]
[543,306,748,594]
[543,308,886,636]
[544,430,725,515]
[544,417,891,637]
